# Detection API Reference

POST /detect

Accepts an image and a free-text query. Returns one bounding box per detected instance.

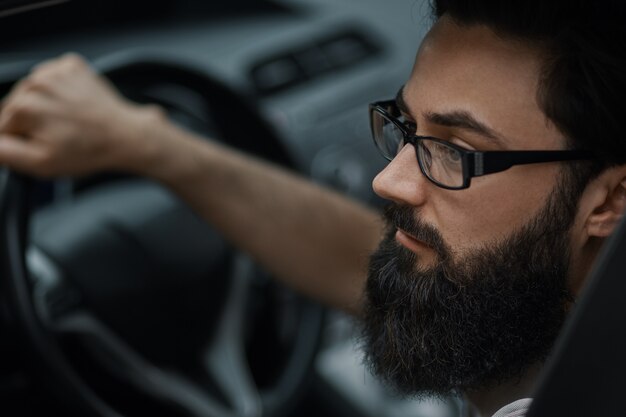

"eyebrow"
[395,86,504,144]
[395,87,410,116]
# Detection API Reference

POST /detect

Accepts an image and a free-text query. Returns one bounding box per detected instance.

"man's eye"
[443,146,462,162]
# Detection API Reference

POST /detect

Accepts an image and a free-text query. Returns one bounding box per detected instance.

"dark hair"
[431,0,626,190]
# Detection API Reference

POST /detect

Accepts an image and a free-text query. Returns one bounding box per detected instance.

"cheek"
[432,165,561,255]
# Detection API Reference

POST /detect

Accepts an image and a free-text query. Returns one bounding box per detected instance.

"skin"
[1,13,626,417]
[375,17,568,268]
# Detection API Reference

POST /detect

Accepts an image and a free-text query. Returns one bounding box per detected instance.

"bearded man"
[1,1,625,416]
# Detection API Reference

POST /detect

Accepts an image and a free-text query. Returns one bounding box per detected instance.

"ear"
[584,168,626,238]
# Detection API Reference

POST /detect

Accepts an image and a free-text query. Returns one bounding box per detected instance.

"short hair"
[431,0,626,185]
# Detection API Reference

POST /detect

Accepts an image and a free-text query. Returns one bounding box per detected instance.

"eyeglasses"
[369,100,594,190]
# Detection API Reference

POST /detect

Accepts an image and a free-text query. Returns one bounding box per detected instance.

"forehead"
[404,16,564,150]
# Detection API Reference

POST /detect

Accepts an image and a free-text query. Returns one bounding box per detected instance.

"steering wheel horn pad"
[0,59,323,417]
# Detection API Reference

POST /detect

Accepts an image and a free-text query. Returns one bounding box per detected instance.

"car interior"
[0,1,623,417]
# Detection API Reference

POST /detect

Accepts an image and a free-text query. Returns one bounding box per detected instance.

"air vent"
[250,29,381,96]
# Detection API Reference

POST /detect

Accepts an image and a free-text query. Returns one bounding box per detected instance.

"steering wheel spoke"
[26,245,231,417]
[53,310,237,417]
[203,254,262,417]
[27,246,84,325]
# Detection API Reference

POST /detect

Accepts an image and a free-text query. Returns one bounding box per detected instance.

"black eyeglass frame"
[369,100,595,190]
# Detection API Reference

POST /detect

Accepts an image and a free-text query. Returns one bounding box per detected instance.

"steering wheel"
[0,58,324,417]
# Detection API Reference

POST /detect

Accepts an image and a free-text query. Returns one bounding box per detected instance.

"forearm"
[129,113,384,313]
[0,52,383,313]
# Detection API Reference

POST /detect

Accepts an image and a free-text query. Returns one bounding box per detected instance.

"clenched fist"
[0,53,165,177]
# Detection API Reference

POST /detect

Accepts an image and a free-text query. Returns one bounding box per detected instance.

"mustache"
[383,203,451,261]
[383,204,448,256]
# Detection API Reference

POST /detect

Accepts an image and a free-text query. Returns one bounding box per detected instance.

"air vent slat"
[250,29,381,96]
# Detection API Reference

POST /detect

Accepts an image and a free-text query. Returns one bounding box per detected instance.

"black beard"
[361,189,577,398]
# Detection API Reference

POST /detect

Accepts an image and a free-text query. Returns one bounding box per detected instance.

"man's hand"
[0,53,163,177]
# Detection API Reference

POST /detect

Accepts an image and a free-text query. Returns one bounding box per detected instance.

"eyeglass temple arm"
[472,150,593,176]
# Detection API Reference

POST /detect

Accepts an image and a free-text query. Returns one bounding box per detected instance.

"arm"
[140,120,382,312]
[0,54,383,313]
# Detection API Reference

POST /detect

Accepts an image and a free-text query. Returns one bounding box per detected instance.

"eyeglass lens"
[418,139,464,188]
[372,109,465,188]
[372,109,404,159]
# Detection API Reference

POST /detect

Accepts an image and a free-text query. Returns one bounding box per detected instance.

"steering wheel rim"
[0,58,324,417]
[0,171,122,416]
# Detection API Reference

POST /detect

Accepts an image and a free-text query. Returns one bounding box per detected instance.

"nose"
[372,144,430,206]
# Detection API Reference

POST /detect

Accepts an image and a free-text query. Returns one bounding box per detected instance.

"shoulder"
[490,398,533,417]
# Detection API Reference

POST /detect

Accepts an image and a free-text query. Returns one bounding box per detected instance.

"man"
[0,1,625,416]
